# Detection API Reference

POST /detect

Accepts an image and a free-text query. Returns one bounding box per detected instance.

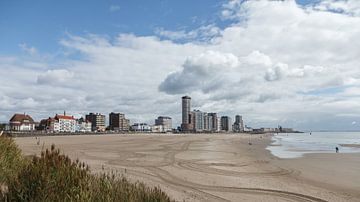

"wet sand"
[15,134,360,202]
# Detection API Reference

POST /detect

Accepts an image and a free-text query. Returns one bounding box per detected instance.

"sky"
[1,0,360,131]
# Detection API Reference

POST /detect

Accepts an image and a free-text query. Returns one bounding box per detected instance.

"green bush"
[0,137,25,184]
[0,138,172,202]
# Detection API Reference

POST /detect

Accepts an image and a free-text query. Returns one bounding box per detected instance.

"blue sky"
[1,0,360,131]
[1,0,314,55]
[0,0,226,54]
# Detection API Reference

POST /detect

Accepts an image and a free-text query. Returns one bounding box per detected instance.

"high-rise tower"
[181,96,192,131]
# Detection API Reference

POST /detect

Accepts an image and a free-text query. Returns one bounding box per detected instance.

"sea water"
[266,132,360,158]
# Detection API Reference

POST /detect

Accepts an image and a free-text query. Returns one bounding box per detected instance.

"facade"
[9,113,36,131]
[181,96,192,131]
[233,115,244,132]
[86,113,106,131]
[220,116,232,132]
[203,113,209,131]
[76,117,92,132]
[151,125,164,133]
[109,112,130,131]
[39,117,60,132]
[208,113,218,132]
[131,123,151,132]
[207,115,213,131]
[55,114,76,132]
[193,110,204,132]
[155,116,172,132]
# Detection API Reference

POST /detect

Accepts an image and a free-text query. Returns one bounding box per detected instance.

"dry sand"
[15,134,360,202]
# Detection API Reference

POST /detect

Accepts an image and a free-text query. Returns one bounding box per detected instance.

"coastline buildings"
[155,116,172,132]
[193,110,204,132]
[9,113,36,131]
[233,115,244,132]
[39,113,77,132]
[220,116,232,132]
[181,96,193,131]
[131,123,151,132]
[208,113,218,132]
[86,113,106,131]
[109,112,130,131]
[76,117,92,132]
[55,114,76,132]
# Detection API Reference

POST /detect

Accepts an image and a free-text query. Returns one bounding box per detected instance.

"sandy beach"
[15,134,360,202]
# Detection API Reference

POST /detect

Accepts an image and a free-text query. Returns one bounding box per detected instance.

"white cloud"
[37,69,74,85]
[1,0,360,130]
[314,0,360,16]
[19,43,37,56]
[155,24,221,41]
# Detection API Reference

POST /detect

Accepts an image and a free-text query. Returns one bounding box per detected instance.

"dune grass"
[0,137,172,202]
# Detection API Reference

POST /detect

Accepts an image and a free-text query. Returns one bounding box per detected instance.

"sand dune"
[15,134,360,202]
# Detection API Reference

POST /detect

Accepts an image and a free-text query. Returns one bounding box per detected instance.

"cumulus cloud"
[1,0,360,130]
[314,0,360,16]
[37,69,74,85]
[155,24,221,41]
[159,51,238,94]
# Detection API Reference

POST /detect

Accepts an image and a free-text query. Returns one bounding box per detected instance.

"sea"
[266,132,360,158]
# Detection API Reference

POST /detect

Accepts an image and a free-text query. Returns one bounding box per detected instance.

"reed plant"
[0,137,172,202]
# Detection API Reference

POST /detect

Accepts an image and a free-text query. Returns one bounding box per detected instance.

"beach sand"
[15,134,360,202]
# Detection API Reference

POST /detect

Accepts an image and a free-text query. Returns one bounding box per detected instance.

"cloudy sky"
[1,0,360,131]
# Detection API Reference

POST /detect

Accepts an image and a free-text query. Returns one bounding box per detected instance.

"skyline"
[1,0,360,131]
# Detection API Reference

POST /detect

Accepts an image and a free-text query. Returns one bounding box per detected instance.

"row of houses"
[7,112,173,133]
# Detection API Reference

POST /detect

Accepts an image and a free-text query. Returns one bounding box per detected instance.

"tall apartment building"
[208,113,218,132]
[109,112,130,131]
[181,96,192,131]
[220,116,232,132]
[155,116,172,132]
[193,110,204,132]
[206,114,213,131]
[86,113,106,131]
[233,115,244,132]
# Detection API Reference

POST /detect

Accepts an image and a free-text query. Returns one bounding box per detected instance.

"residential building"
[131,123,151,132]
[86,113,106,131]
[109,112,130,131]
[38,117,60,132]
[76,117,92,132]
[193,110,204,132]
[181,96,192,131]
[155,116,172,132]
[208,113,218,132]
[55,114,76,132]
[233,115,244,132]
[203,113,209,131]
[244,125,253,132]
[220,116,232,132]
[9,113,36,131]
[151,125,164,133]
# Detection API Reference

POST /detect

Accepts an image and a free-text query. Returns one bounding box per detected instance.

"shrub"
[0,137,25,184]
[0,138,172,202]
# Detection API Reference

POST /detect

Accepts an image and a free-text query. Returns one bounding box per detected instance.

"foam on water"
[266,132,360,158]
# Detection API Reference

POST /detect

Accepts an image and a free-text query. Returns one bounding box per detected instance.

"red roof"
[55,114,75,120]
[9,114,35,123]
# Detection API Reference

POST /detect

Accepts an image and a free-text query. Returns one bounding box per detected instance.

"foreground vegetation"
[0,137,172,202]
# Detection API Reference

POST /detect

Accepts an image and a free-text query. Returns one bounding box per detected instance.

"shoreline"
[14,133,360,201]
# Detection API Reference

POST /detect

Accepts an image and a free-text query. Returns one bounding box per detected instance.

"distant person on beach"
[336,147,339,153]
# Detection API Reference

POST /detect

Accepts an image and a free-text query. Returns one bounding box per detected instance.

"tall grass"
[0,137,172,202]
